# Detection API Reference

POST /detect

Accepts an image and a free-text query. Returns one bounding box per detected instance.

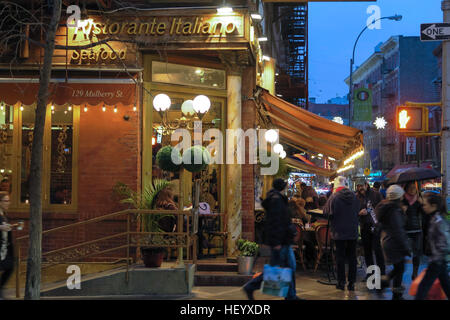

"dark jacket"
[262,189,292,246]
[324,188,359,240]
[0,214,14,264]
[357,188,383,231]
[427,211,449,263]
[376,200,411,264]
[401,198,423,232]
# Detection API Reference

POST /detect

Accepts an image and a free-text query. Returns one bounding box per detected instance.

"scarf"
[404,192,418,206]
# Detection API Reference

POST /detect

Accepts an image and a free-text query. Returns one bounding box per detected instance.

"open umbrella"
[388,167,441,185]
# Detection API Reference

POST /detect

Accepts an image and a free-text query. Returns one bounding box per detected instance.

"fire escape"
[276,4,308,109]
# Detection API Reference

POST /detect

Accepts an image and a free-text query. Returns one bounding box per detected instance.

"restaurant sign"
[60,12,247,66]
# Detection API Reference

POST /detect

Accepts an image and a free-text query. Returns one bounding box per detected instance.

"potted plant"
[236,239,259,275]
[113,179,174,268]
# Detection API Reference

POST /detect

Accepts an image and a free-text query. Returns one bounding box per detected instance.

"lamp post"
[348,14,402,127]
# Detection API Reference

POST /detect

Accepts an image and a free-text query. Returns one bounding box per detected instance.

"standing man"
[324,176,360,291]
[243,178,302,300]
[357,181,385,279]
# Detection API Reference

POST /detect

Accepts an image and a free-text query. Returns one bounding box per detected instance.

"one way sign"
[421,23,450,41]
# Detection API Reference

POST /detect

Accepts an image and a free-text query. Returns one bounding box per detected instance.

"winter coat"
[0,213,13,263]
[401,198,424,232]
[376,200,411,265]
[263,189,292,246]
[324,188,359,241]
[427,211,450,263]
[358,188,383,231]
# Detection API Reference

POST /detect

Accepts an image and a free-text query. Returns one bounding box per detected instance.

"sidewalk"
[17,262,425,300]
[187,262,424,300]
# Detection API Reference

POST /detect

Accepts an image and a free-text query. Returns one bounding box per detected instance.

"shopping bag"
[408,269,446,300]
[261,264,292,297]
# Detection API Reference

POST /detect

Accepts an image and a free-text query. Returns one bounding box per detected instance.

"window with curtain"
[0,104,13,195]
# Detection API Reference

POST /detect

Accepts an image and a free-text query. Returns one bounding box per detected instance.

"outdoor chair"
[313,224,334,272]
[291,222,307,271]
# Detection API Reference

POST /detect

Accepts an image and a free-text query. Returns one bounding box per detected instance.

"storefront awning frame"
[254,86,364,177]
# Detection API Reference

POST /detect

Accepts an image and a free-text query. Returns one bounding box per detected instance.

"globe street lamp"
[348,14,402,127]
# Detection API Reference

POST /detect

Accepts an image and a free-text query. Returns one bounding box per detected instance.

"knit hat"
[333,176,347,188]
[386,184,405,201]
[273,178,287,191]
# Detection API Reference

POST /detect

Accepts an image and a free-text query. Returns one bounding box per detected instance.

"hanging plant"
[156,146,182,172]
[182,146,211,173]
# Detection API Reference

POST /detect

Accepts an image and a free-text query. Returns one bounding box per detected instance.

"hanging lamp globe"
[181,100,195,116]
[153,94,171,112]
[273,143,283,154]
[193,95,211,114]
[264,129,278,143]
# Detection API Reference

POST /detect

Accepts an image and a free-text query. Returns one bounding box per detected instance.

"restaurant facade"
[0,4,363,259]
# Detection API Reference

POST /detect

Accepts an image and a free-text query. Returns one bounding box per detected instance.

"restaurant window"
[0,104,13,196]
[152,61,226,90]
[9,103,78,210]
[20,105,35,204]
[50,105,73,204]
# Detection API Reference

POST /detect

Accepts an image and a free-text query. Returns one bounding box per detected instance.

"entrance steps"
[194,258,262,287]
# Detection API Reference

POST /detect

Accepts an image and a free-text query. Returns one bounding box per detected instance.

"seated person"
[155,187,177,232]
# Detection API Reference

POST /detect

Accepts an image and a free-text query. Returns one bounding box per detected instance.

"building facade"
[345,36,441,176]
[0,0,277,258]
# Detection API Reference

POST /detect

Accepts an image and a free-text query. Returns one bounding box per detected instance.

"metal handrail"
[14,208,198,298]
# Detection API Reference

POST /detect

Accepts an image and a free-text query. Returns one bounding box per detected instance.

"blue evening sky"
[308,0,442,103]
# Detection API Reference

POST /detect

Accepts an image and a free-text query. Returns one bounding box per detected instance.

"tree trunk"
[24,0,61,300]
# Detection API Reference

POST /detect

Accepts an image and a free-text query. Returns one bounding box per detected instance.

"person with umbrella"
[388,167,441,266]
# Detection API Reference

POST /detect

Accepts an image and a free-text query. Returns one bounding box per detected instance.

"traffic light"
[395,105,428,133]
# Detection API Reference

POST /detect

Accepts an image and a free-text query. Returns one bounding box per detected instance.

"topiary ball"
[182,146,211,173]
[156,146,182,172]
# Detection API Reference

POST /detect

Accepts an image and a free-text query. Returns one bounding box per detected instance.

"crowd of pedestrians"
[244,176,449,300]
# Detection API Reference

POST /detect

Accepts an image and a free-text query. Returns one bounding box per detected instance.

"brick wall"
[10,102,140,258]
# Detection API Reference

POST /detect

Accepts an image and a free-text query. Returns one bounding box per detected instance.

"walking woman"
[402,182,424,280]
[415,193,450,300]
[0,192,14,298]
[376,185,411,300]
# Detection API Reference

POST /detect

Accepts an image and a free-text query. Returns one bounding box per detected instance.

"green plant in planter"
[182,146,211,173]
[236,239,259,257]
[113,179,175,251]
[156,146,182,172]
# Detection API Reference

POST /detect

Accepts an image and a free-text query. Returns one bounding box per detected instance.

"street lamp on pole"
[348,14,402,127]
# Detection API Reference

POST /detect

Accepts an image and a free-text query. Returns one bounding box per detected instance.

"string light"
[343,149,365,166]
[102,104,106,112]
[68,105,72,112]
[114,105,118,113]
[337,164,355,173]
[20,105,24,111]
[133,104,137,112]
[84,105,88,112]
